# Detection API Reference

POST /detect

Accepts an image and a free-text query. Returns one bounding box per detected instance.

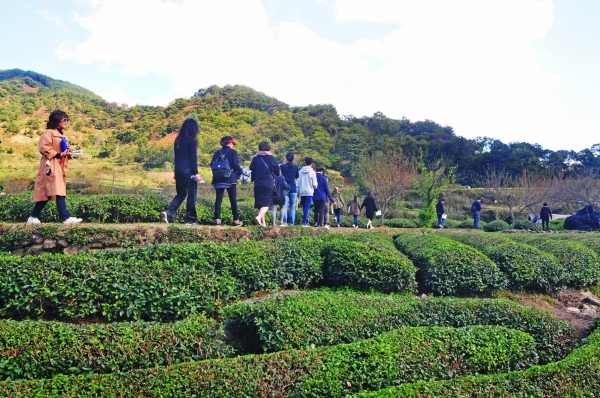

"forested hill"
[0,68,597,185]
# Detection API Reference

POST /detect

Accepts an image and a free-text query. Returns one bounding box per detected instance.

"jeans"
[301,196,313,225]
[165,170,197,223]
[215,185,239,220]
[437,212,445,227]
[31,195,70,221]
[473,211,480,229]
[281,192,297,225]
[353,215,359,226]
[313,199,325,226]
[334,208,342,225]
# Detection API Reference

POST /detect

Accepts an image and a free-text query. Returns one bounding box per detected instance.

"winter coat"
[249,154,280,189]
[313,173,334,202]
[280,162,299,194]
[297,166,318,196]
[33,129,70,202]
[174,135,198,175]
[471,200,482,213]
[273,175,289,206]
[361,197,378,219]
[211,146,243,185]
[332,192,345,210]
[348,200,362,216]
[540,206,553,221]
[436,201,445,214]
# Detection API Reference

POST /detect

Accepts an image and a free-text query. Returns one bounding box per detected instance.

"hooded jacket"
[297,165,318,196]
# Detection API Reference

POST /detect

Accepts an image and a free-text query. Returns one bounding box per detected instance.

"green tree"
[414,155,456,227]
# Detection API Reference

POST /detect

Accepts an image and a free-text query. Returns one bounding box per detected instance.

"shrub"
[393,233,505,295]
[441,232,566,292]
[357,326,600,397]
[321,240,417,293]
[484,219,510,232]
[0,326,538,397]
[0,313,232,381]
[458,219,487,229]
[506,235,600,287]
[221,290,574,364]
[513,219,539,230]
[549,219,565,230]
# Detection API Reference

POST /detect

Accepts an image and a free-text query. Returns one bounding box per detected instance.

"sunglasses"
[62,117,70,122]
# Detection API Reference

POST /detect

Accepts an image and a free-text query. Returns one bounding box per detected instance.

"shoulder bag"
[211,148,232,181]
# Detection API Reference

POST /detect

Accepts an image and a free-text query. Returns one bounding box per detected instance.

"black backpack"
[211,148,232,182]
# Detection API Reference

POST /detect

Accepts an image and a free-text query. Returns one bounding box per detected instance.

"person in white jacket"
[297,157,318,227]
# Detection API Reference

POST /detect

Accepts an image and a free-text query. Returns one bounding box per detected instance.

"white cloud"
[58,0,597,150]
[37,9,68,31]
[98,88,134,106]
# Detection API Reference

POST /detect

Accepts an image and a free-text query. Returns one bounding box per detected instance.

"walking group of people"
[160,118,380,228]
[435,196,553,230]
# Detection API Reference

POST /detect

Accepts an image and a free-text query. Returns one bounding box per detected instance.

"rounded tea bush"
[513,220,539,230]
[484,219,510,232]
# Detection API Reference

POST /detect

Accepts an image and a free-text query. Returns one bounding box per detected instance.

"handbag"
[259,156,277,195]
[211,148,232,181]
[375,210,381,217]
[441,213,447,220]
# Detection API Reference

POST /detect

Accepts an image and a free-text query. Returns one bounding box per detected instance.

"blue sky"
[2,0,599,152]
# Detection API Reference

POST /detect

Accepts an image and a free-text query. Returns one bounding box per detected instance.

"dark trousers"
[313,199,326,226]
[165,170,197,223]
[541,218,550,231]
[215,185,239,220]
[31,196,70,221]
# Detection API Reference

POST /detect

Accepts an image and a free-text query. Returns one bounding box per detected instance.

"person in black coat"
[540,202,553,231]
[161,118,201,225]
[471,197,482,229]
[360,190,378,229]
[436,198,446,228]
[211,136,244,227]
[249,141,280,226]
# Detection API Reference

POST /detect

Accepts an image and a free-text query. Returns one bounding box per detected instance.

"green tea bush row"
[0,234,415,322]
[357,324,600,397]
[440,232,565,292]
[221,290,574,364]
[393,233,505,295]
[483,219,510,232]
[512,219,538,230]
[0,326,538,397]
[0,314,232,381]
[506,234,600,287]
[457,219,487,229]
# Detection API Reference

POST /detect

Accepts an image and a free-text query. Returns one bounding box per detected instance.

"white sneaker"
[63,217,82,225]
[27,216,41,224]
[324,225,330,229]
[280,223,287,227]
[160,211,169,224]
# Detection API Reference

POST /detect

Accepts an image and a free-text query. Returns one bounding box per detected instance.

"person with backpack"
[540,202,553,231]
[280,152,299,226]
[297,157,318,227]
[313,167,335,228]
[471,197,482,229]
[331,187,345,228]
[271,165,289,226]
[348,194,362,228]
[161,118,202,225]
[211,135,244,227]
[360,190,378,229]
[249,141,280,227]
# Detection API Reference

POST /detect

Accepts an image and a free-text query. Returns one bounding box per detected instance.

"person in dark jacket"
[436,198,446,229]
[249,141,280,227]
[471,197,482,229]
[161,118,201,225]
[540,202,553,231]
[360,190,378,229]
[280,152,299,226]
[313,167,335,228]
[211,136,244,227]
[270,166,289,226]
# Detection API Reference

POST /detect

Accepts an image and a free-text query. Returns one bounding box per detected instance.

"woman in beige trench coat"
[27,110,82,225]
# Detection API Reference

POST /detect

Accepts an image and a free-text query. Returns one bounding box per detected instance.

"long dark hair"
[367,190,374,198]
[175,118,199,149]
[47,109,68,130]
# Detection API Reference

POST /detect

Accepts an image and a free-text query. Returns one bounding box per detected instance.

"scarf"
[252,150,273,158]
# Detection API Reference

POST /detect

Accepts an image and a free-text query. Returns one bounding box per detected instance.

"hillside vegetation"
[1,68,598,192]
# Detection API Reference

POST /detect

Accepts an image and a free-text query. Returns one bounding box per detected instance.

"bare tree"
[476,167,555,224]
[552,168,600,213]
[354,151,416,225]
